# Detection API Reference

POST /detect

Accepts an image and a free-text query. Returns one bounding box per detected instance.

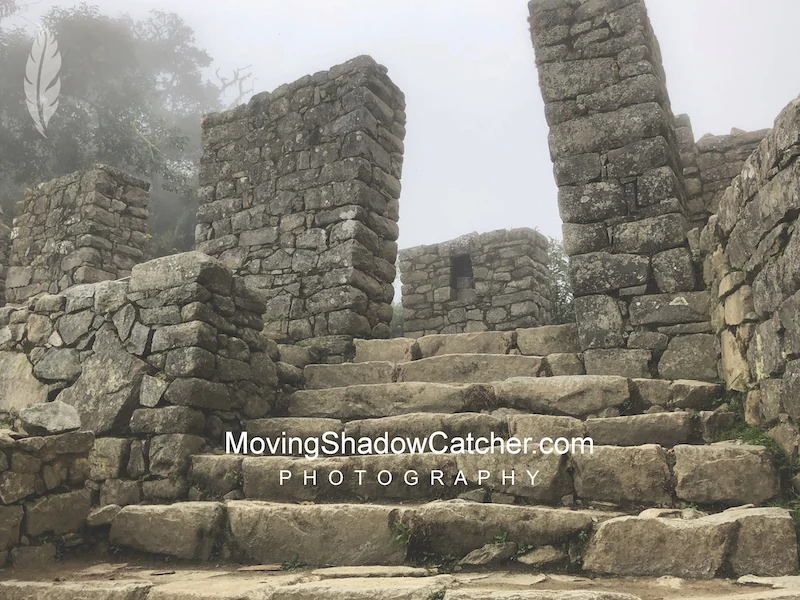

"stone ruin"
[399,228,553,337]
[197,57,405,362]
[5,165,149,305]
[3,2,800,592]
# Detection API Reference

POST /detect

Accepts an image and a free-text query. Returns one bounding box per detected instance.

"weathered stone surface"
[0,471,35,503]
[516,545,567,567]
[584,514,736,578]
[24,489,91,536]
[354,338,420,363]
[0,352,48,413]
[495,376,630,417]
[86,504,121,527]
[57,328,148,434]
[629,292,711,326]
[248,417,344,444]
[507,414,585,441]
[570,253,650,296]
[393,500,611,558]
[33,348,81,381]
[538,58,618,103]
[673,443,780,505]
[189,455,244,497]
[289,382,494,419]
[417,331,515,357]
[653,247,696,292]
[164,378,230,411]
[584,349,652,379]
[611,214,687,254]
[572,445,672,506]
[19,401,81,435]
[396,354,544,384]
[658,335,718,381]
[130,251,231,294]
[0,505,23,551]
[100,479,141,507]
[149,434,206,477]
[706,507,799,577]
[574,295,625,349]
[345,412,503,444]
[130,407,205,435]
[459,542,518,566]
[545,353,586,376]
[90,437,132,481]
[0,581,153,600]
[585,413,694,447]
[305,361,395,389]
[110,502,225,560]
[516,324,580,355]
[227,501,404,566]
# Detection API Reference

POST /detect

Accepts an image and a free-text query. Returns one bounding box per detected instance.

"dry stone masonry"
[6,165,149,305]
[197,56,406,362]
[528,0,714,381]
[701,98,800,460]
[399,228,553,337]
[0,204,9,307]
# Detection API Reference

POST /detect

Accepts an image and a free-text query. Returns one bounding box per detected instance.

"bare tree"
[215,65,255,109]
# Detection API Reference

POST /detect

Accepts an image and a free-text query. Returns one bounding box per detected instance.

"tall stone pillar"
[529,0,714,380]
[198,56,405,363]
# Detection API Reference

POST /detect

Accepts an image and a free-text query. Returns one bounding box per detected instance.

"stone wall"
[6,165,149,305]
[197,56,406,362]
[701,97,800,459]
[0,252,281,509]
[0,205,9,307]
[399,228,553,337]
[0,428,94,567]
[528,0,715,381]
[675,115,768,228]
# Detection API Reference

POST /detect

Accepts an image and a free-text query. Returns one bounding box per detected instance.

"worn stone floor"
[2,559,800,599]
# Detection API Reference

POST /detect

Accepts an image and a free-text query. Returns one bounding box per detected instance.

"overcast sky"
[11,0,800,250]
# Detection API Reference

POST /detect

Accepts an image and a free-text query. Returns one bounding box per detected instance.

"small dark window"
[450,254,475,300]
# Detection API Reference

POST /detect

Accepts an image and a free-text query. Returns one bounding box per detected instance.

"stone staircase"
[5,327,799,599]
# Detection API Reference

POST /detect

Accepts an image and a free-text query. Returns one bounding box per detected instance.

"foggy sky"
[10,0,800,250]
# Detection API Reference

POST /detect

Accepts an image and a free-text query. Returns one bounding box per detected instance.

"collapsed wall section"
[399,228,553,337]
[6,165,149,305]
[197,56,406,361]
[701,98,800,459]
[528,0,715,380]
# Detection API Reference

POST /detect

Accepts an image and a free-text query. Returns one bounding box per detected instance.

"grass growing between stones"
[711,391,800,536]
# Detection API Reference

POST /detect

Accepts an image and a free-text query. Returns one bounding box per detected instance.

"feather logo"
[24,28,62,138]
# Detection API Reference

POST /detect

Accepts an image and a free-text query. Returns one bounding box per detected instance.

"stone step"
[244,410,734,455]
[353,326,580,363]
[191,442,779,509]
[10,569,799,600]
[100,499,797,580]
[305,353,587,389]
[287,377,723,420]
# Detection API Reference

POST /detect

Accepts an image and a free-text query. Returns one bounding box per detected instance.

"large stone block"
[110,502,225,560]
[570,252,650,296]
[417,332,515,357]
[0,352,48,413]
[673,443,780,506]
[658,335,718,381]
[396,354,544,384]
[610,214,687,254]
[628,292,711,326]
[24,489,92,536]
[516,324,580,355]
[130,251,232,295]
[574,295,625,349]
[494,375,630,418]
[573,445,672,507]
[584,349,652,379]
[227,501,404,566]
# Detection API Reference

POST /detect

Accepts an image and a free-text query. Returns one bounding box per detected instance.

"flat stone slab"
[110,502,225,560]
[584,413,695,447]
[393,500,622,558]
[270,577,453,600]
[288,382,495,419]
[227,501,405,567]
[247,417,344,442]
[494,376,630,417]
[345,413,504,443]
[396,354,545,384]
[417,332,515,358]
[310,566,432,578]
[304,362,396,389]
[0,581,154,600]
[189,455,244,496]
